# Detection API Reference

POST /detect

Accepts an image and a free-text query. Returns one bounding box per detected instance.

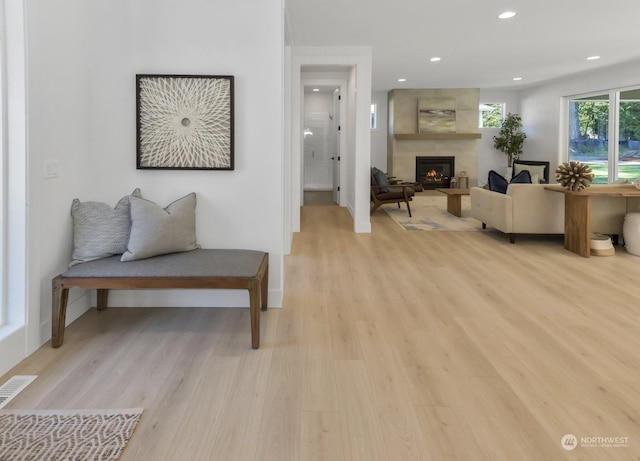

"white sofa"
[470,183,628,243]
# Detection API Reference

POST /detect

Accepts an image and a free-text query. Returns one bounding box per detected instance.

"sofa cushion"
[510,169,532,184]
[121,193,200,262]
[371,167,390,193]
[70,188,142,266]
[488,170,509,194]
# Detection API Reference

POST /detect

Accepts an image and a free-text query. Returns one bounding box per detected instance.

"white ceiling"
[286,0,640,92]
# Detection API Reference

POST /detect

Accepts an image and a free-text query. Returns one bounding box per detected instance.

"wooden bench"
[52,249,269,349]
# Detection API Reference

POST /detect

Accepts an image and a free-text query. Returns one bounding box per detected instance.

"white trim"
[0,0,7,325]
[290,47,372,235]
[564,84,640,184]
[609,90,620,182]
[0,0,29,377]
[301,77,347,207]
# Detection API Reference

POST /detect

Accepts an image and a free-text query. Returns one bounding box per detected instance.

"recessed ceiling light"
[498,11,517,19]
[587,56,601,60]
[398,78,407,82]
[513,77,523,81]
[313,88,320,92]
[430,57,441,62]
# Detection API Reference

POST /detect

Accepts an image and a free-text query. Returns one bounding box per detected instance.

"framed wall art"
[136,74,234,170]
[418,98,456,134]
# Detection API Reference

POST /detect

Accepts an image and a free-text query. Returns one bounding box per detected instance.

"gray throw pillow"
[121,193,199,262]
[70,188,142,266]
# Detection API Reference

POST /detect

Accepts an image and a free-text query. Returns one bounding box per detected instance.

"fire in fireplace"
[416,156,455,189]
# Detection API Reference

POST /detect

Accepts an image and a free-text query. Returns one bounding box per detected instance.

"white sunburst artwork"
[136,74,234,170]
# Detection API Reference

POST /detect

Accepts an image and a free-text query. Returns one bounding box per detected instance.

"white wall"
[3,0,285,376]
[519,58,640,174]
[86,0,284,309]
[370,91,387,169]
[478,89,520,184]
[26,0,94,363]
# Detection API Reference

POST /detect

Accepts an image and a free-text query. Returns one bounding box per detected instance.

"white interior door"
[332,89,341,204]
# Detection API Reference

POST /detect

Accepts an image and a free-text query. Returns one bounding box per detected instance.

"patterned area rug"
[0,408,143,460]
[382,195,482,231]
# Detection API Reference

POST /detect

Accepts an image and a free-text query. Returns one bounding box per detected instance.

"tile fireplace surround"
[387,88,480,187]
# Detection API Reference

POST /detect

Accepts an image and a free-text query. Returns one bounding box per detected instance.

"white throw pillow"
[121,193,199,262]
[70,188,142,266]
[514,163,546,182]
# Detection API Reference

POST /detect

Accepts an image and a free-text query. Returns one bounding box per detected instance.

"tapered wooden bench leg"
[261,255,269,311]
[52,276,69,348]
[97,289,109,311]
[249,281,261,349]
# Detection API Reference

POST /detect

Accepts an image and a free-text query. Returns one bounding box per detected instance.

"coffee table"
[436,188,470,217]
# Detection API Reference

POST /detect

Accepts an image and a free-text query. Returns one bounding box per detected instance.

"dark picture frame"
[512,160,550,183]
[136,74,234,170]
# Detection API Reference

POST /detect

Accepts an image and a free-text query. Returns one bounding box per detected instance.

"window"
[0,0,27,338]
[370,103,377,130]
[567,88,640,184]
[0,2,5,326]
[479,103,504,128]
[618,89,640,182]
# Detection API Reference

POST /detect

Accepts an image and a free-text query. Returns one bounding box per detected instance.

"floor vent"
[0,375,37,409]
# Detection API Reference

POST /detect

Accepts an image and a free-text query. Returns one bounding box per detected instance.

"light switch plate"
[44,160,59,178]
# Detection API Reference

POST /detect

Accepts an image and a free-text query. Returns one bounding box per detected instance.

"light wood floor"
[304,190,336,206]
[4,204,640,460]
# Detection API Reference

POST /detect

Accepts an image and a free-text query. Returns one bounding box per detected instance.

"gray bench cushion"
[62,249,266,279]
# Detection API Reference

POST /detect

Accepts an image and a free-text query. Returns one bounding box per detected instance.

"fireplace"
[416,156,455,189]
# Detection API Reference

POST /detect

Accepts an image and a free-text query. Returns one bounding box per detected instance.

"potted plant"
[493,113,527,167]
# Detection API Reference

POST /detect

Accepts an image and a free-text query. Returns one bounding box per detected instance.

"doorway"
[303,85,340,205]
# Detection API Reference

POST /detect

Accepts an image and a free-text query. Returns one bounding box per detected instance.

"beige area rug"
[0,408,143,461]
[382,195,482,231]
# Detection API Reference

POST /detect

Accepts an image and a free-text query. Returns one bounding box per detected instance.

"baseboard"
[0,326,26,377]
[40,291,91,343]
[104,288,283,309]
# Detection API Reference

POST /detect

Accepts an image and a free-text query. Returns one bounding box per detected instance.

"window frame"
[564,85,640,184]
[479,102,505,129]
[0,0,6,326]
[0,0,27,339]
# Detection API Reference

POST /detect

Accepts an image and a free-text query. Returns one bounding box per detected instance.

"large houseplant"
[493,113,527,167]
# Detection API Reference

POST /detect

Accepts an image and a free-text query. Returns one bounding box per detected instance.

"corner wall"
[22,0,285,365]
[477,89,520,183]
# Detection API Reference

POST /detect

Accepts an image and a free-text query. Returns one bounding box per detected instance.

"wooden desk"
[436,188,470,217]
[545,184,640,257]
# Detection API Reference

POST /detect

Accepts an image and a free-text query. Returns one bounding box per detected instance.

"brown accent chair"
[371,174,416,217]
